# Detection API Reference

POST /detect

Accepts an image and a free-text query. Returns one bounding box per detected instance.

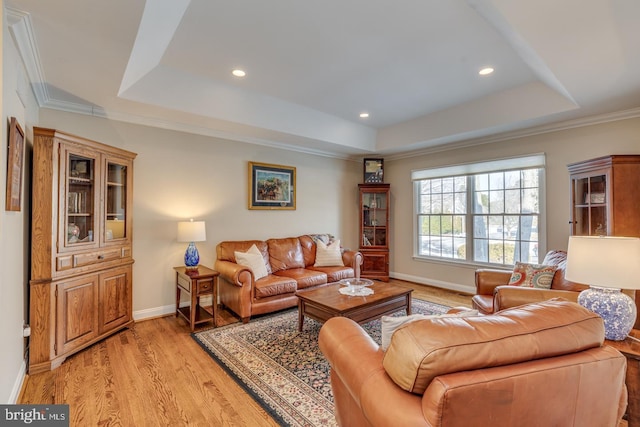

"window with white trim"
[413,155,545,266]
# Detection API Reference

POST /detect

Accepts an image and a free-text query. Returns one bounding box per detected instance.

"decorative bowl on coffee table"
[339,278,374,296]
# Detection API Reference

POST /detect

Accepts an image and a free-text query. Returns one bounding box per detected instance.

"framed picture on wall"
[363,158,384,183]
[248,161,296,210]
[6,117,25,211]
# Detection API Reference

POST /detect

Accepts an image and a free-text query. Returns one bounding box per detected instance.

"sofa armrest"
[475,268,512,295]
[318,317,427,427]
[214,259,253,287]
[341,250,363,278]
[494,286,580,311]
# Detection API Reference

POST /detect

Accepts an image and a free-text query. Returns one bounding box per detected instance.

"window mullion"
[466,175,474,262]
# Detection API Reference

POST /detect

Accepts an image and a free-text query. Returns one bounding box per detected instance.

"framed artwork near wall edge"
[248,161,296,210]
[6,117,25,211]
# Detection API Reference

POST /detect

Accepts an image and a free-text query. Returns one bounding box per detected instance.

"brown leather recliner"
[472,250,588,314]
[318,299,627,427]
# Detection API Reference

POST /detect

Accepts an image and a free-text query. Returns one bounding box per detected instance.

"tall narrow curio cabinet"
[30,128,136,373]
[568,155,640,329]
[359,184,390,281]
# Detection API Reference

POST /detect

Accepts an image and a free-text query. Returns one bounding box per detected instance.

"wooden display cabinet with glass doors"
[359,184,390,281]
[30,128,136,373]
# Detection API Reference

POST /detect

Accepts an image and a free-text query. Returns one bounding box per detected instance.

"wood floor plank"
[19,280,469,426]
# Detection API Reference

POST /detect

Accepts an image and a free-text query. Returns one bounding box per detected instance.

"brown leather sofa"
[318,299,627,427]
[215,234,363,322]
[472,250,588,314]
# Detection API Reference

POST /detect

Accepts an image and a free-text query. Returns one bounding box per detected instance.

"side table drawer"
[177,274,191,292]
[197,278,213,295]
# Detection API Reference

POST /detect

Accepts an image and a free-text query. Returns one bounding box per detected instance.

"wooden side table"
[174,265,219,331]
[606,329,640,427]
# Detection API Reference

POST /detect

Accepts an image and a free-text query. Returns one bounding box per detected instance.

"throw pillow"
[314,239,344,267]
[309,233,334,245]
[234,244,268,280]
[381,309,479,351]
[508,262,556,289]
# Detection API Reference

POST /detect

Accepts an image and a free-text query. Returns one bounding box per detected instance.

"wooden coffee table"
[295,281,413,332]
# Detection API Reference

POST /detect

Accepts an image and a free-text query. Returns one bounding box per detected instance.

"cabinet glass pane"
[362,192,387,246]
[67,155,95,244]
[106,162,127,240]
[572,174,607,236]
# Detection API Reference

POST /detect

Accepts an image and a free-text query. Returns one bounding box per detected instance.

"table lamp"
[177,219,206,270]
[565,235,640,341]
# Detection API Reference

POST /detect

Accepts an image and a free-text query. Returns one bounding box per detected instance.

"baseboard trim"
[391,272,475,295]
[133,296,215,322]
[133,304,175,321]
[10,360,27,403]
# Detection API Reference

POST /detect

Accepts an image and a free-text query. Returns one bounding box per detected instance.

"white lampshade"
[177,220,206,243]
[565,236,640,290]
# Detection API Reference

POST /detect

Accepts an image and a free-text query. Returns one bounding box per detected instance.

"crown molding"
[385,107,640,161]
[6,8,50,106]
[40,103,356,161]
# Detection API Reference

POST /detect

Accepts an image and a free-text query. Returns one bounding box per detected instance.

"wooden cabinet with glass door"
[30,128,136,373]
[568,155,640,237]
[359,184,390,281]
[568,155,640,329]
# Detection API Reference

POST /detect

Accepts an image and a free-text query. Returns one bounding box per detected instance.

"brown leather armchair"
[472,250,588,314]
[319,299,627,427]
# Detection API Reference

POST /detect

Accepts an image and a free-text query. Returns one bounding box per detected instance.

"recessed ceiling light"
[359,112,370,119]
[479,67,494,76]
[232,69,246,77]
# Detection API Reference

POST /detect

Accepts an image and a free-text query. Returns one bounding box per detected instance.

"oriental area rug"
[192,299,449,427]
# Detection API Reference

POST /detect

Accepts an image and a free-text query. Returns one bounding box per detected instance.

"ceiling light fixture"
[232,69,246,77]
[479,67,494,76]
[359,112,370,119]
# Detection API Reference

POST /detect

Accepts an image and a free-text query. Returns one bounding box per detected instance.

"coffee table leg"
[407,293,412,315]
[298,299,304,332]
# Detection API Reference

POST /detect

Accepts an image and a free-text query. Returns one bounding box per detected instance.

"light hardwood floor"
[18,280,470,426]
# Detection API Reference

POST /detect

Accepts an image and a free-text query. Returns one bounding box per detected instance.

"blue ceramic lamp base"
[578,286,637,341]
[184,242,200,270]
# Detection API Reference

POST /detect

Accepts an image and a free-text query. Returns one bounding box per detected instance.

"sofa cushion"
[382,299,604,394]
[254,275,298,299]
[274,268,327,289]
[267,237,305,272]
[314,239,344,267]
[234,244,268,280]
[308,265,354,283]
[381,310,479,351]
[298,235,318,267]
[508,262,556,289]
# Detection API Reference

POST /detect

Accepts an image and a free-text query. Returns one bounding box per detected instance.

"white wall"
[37,109,361,318]
[386,118,640,293]
[1,5,39,402]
